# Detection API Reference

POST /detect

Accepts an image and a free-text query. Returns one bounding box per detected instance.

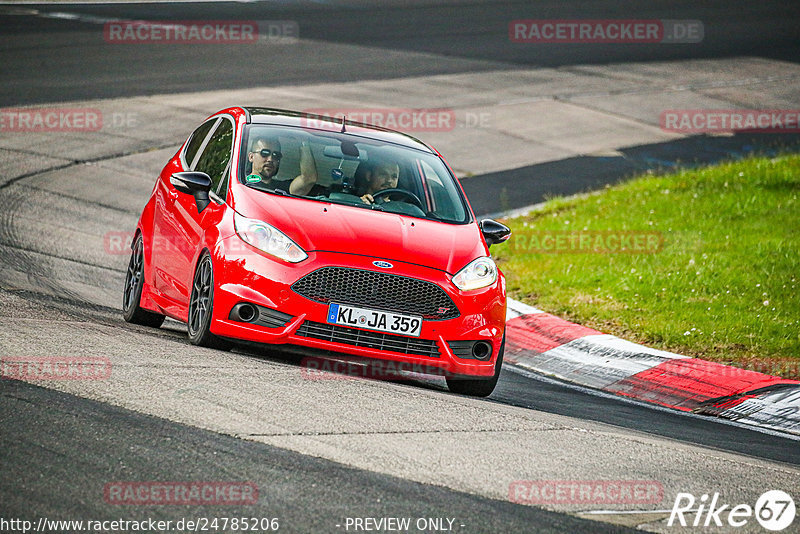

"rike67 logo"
[668,490,795,531]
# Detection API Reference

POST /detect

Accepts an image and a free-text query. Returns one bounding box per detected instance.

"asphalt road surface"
[1,1,799,106]
[1,378,624,534]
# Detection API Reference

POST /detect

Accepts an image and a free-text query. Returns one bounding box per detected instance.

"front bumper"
[209,235,506,378]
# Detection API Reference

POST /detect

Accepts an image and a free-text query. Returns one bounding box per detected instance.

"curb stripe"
[504,298,800,435]
[511,334,674,390]
[714,386,800,434]
[605,358,797,411]
[505,313,601,355]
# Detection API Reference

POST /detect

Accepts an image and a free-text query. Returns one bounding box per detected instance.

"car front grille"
[291,267,459,320]
[295,321,440,358]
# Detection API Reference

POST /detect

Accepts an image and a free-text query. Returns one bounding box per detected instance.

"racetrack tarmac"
[2,378,625,534]
[2,0,799,106]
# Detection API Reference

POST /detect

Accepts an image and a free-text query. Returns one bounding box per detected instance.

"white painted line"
[721,387,800,436]
[580,509,675,515]
[510,333,684,390]
[7,0,262,4]
[505,297,545,320]
[23,9,300,45]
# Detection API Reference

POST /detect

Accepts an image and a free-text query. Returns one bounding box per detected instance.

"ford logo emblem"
[372,261,393,269]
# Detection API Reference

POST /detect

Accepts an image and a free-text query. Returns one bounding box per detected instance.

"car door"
[153,116,234,309]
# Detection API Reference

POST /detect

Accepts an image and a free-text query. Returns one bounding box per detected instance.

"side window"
[419,159,464,221]
[184,119,217,168]
[193,119,234,192]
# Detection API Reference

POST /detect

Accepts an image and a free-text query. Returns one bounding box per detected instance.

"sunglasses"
[254,148,282,160]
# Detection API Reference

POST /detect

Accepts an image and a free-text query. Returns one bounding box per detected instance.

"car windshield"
[239,124,469,224]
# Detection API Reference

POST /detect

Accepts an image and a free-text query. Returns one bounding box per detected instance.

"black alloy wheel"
[187,252,232,350]
[123,235,165,327]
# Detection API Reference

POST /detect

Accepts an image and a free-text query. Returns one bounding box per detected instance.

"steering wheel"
[370,188,424,210]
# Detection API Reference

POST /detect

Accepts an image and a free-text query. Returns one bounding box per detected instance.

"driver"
[355,159,400,205]
[246,136,319,195]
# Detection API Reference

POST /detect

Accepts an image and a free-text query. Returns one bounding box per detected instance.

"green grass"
[494,154,800,378]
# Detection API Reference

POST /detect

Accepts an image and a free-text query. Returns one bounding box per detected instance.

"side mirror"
[170,172,212,213]
[479,219,511,247]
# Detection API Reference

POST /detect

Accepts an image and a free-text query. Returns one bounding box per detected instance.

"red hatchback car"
[123,107,510,396]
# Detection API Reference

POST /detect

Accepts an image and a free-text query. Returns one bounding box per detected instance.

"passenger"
[245,136,319,195]
[354,159,400,205]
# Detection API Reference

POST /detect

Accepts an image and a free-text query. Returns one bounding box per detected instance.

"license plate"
[327,303,422,337]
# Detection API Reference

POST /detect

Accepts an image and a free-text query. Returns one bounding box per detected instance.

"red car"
[123,107,510,396]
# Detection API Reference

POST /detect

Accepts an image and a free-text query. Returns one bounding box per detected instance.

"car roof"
[242,106,436,154]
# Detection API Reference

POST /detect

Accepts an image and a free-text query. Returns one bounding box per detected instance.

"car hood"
[232,190,487,274]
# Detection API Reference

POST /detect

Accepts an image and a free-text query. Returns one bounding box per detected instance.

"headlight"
[234,212,308,263]
[452,257,497,291]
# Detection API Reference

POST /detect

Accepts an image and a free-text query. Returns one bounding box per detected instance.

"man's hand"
[361,193,393,205]
[288,140,318,196]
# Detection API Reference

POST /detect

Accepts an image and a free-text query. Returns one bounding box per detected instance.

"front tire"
[446,334,505,397]
[187,252,232,350]
[123,234,166,328]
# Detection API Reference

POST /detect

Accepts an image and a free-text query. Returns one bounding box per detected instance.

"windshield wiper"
[267,188,293,196]
[425,211,443,220]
